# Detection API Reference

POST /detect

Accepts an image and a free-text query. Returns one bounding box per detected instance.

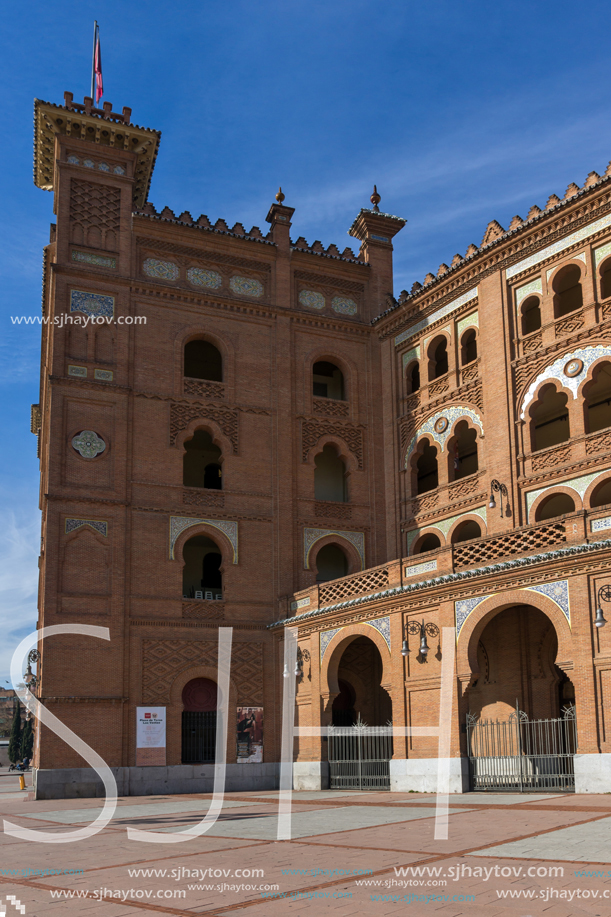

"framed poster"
[136,707,166,766]
[236,706,263,763]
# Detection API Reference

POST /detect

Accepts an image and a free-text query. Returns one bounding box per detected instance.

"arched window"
[184,340,223,381]
[314,444,347,502]
[313,361,344,400]
[315,543,349,582]
[183,430,222,489]
[182,535,223,599]
[531,386,570,452]
[535,492,576,521]
[553,265,583,318]
[521,296,542,335]
[600,257,611,300]
[452,520,482,543]
[414,533,441,554]
[461,330,477,365]
[415,441,438,494]
[406,361,420,395]
[428,337,448,381]
[449,421,478,481]
[590,478,611,508]
[584,362,611,433]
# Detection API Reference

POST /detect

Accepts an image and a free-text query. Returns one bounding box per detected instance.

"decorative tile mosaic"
[520,345,611,419]
[143,258,179,281]
[526,468,611,520]
[71,430,106,459]
[67,154,80,164]
[367,616,391,651]
[331,296,358,316]
[70,290,114,318]
[65,518,108,537]
[299,290,325,310]
[546,251,586,281]
[506,212,611,279]
[98,162,110,172]
[455,595,488,637]
[83,159,95,168]
[456,311,479,336]
[187,267,222,289]
[71,251,116,269]
[592,516,611,532]
[405,406,484,464]
[94,369,113,382]
[404,559,438,578]
[320,628,343,660]
[304,528,365,570]
[169,516,238,562]
[594,241,611,268]
[395,287,478,346]
[515,278,542,307]
[230,276,263,297]
[68,365,87,378]
[113,165,126,175]
[370,234,389,242]
[526,580,570,623]
[290,596,311,611]
[401,344,421,369]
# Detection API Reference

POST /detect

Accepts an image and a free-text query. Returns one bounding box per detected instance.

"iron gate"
[328,723,393,790]
[182,711,217,764]
[467,705,576,792]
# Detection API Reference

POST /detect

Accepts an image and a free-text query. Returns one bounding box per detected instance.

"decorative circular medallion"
[72,430,106,459]
[434,417,449,434]
[564,358,584,378]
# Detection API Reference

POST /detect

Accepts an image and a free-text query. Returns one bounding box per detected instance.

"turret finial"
[275,186,285,203]
[370,184,381,212]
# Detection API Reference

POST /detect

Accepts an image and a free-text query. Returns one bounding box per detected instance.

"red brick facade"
[32,93,611,792]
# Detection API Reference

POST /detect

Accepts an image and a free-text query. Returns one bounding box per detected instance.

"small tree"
[8,704,22,764]
[20,718,33,761]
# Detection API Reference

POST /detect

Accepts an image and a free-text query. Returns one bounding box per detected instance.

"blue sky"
[2,0,611,681]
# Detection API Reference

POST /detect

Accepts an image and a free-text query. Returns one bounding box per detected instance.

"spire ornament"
[275,186,285,203]
[370,184,381,212]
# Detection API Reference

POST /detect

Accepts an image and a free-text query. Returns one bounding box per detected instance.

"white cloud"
[0,506,40,683]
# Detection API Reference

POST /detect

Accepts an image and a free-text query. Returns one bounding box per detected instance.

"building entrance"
[465,605,576,791]
[328,636,393,789]
[181,678,217,764]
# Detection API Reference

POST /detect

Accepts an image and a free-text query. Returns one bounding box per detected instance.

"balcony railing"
[287,510,600,616]
[183,377,225,399]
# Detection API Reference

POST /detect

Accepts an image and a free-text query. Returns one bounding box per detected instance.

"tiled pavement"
[1,780,611,915]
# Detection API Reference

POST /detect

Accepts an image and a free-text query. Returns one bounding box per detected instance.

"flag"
[93,25,103,104]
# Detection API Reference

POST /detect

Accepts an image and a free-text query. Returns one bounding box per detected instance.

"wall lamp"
[489,479,511,518]
[284,647,311,678]
[401,620,439,658]
[595,585,611,628]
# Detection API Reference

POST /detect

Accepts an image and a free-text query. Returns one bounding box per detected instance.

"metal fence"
[328,723,393,790]
[182,711,217,764]
[467,705,576,792]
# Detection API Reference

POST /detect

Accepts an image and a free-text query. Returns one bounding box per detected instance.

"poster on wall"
[136,707,166,766]
[236,706,263,763]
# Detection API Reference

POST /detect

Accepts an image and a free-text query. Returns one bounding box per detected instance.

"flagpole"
[90,21,98,100]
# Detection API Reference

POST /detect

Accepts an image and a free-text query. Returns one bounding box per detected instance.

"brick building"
[31,91,611,798]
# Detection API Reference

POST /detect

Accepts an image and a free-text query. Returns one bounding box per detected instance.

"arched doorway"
[331,636,392,726]
[465,605,576,791]
[181,677,217,764]
[328,635,393,789]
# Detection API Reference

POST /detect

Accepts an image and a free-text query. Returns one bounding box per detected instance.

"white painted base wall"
[293,761,330,791]
[390,758,470,794]
[574,754,611,793]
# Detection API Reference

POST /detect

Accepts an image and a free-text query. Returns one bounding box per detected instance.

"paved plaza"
[1,776,611,915]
